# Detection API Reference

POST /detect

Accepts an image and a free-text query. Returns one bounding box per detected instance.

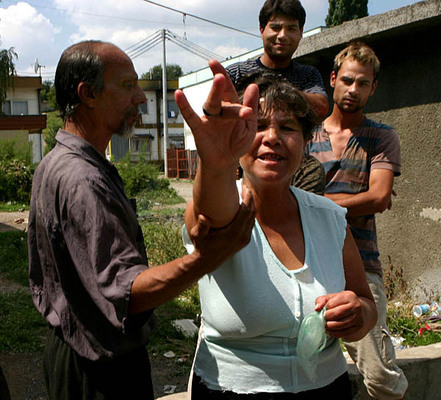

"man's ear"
[77,82,96,108]
[330,71,336,88]
[259,25,264,37]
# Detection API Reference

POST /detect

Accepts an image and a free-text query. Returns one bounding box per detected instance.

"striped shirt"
[305,119,401,275]
[226,57,327,97]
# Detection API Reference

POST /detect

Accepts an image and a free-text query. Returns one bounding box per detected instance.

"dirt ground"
[0,179,194,399]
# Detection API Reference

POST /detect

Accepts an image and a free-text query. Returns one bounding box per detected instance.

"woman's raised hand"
[175,60,259,171]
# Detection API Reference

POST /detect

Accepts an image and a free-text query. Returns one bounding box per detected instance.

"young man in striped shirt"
[306,42,408,400]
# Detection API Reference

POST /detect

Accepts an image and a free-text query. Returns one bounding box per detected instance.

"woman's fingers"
[242,83,260,114]
[174,89,203,132]
[208,59,240,103]
[203,73,226,116]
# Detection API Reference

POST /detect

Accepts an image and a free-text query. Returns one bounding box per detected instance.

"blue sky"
[0,0,422,81]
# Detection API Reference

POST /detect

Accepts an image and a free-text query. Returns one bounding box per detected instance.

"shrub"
[115,152,180,205]
[0,140,35,202]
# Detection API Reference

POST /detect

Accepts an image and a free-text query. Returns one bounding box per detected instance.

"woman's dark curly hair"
[236,71,320,142]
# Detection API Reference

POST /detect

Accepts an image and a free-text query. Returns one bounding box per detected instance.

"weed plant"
[384,256,441,347]
[387,301,441,347]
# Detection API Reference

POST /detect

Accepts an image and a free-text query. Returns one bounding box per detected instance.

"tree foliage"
[0,47,17,107]
[141,64,183,80]
[42,111,63,155]
[40,80,58,111]
[326,0,368,27]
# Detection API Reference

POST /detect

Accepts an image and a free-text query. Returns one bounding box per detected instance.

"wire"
[127,36,163,59]
[141,0,260,38]
[166,30,223,60]
[125,31,162,53]
[125,29,225,61]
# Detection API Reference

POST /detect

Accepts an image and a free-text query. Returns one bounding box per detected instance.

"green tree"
[42,111,63,154]
[0,47,17,108]
[326,0,368,27]
[141,64,183,80]
[40,80,58,111]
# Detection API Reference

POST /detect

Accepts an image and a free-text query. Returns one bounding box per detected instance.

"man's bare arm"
[325,169,394,217]
[128,193,255,314]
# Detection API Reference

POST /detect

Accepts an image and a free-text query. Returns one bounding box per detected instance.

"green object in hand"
[296,307,328,382]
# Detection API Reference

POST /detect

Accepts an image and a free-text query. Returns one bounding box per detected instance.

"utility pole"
[161,29,169,177]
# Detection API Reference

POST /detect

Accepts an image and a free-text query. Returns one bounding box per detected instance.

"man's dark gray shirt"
[226,58,327,97]
[28,130,155,361]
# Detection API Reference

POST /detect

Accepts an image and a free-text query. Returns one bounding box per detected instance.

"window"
[139,102,148,114]
[1,100,29,115]
[13,101,28,115]
[130,137,152,154]
[167,100,179,118]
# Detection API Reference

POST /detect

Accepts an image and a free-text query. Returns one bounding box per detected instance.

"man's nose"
[135,85,147,104]
[277,28,287,39]
[348,82,358,94]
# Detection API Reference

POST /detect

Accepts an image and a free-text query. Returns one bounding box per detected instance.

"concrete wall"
[294,0,441,302]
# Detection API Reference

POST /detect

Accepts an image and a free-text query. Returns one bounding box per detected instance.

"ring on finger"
[202,106,222,117]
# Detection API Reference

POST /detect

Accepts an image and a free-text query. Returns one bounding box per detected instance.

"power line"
[2,0,257,33]
[126,29,224,61]
[141,0,260,39]
[126,33,163,59]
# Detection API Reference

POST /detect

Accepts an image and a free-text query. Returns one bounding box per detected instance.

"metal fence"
[167,149,199,179]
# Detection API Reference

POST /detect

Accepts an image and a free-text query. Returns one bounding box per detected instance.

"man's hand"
[129,189,255,315]
[385,189,397,211]
[189,185,256,274]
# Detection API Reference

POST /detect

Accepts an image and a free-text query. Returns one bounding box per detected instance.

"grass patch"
[0,201,29,212]
[0,231,29,286]
[140,216,186,268]
[0,290,47,352]
[149,285,200,369]
[136,190,184,218]
[139,205,199,375]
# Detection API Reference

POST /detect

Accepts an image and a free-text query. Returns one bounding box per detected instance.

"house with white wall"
[108,79,184,163]
[0,76,46,163]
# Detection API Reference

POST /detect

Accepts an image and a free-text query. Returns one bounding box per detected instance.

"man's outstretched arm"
[128,193,255,314]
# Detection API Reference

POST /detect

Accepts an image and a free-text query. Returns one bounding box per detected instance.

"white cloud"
[0,2,62,77]
[1,0,421,80]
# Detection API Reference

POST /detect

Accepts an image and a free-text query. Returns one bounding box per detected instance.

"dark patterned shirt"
[305,119,401,275]
[28,130,156,361]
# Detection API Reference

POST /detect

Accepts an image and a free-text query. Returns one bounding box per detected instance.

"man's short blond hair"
[333,42,380,81]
